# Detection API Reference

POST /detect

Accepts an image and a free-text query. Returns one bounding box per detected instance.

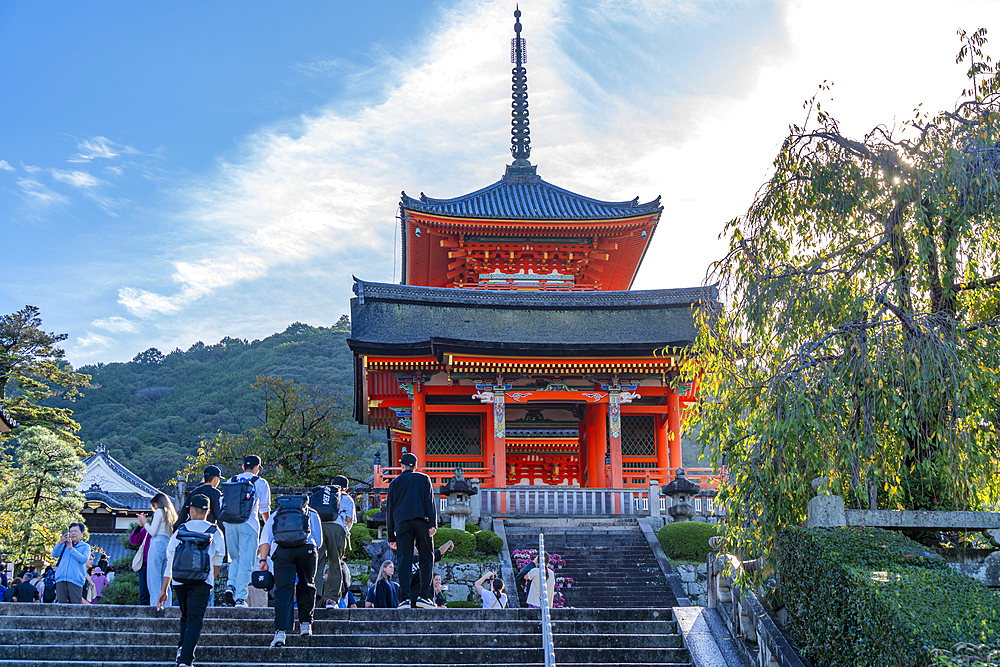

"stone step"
[0,644,690,664]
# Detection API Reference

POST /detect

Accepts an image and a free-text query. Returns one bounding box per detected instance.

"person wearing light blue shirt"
[223,455,271,608]
[257,498,322,647]
[50,522,91,604]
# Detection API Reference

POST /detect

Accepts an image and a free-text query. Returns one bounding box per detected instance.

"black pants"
[273,543,317,631]
[396,519,433,606]
[176,582,212,666]
[137,562,150,606]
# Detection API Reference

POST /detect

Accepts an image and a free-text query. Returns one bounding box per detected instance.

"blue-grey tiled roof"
[82,443,159,496]
[86,533,129,564]
[84,487,153,511]
[401,173,662,220]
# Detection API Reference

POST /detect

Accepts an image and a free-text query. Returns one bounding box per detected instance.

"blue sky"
[2,0,996,366]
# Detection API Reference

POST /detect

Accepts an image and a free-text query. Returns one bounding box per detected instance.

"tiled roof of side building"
[400,173,662,221]
[82,443,159,496]
[0,404,17,430]
[349,279,718,351]
[83,487,153,511]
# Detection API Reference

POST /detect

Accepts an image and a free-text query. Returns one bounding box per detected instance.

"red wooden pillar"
[483,406,496,486]
[608,393,623,489]
[411,389,426,465]
[593,404,608,488]
[668,390,682,470]
[494,391,506,488]
[656,413,670,472]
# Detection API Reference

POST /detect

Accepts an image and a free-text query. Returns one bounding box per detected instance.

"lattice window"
[621,415,656,457]
[426,414,482,457]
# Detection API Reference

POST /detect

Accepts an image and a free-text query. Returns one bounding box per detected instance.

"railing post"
[539,532,556,667]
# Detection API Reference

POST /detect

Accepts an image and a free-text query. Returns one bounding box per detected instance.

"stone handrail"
[706,541,812,667]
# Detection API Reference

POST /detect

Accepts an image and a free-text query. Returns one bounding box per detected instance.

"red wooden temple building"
[348,10,717,492]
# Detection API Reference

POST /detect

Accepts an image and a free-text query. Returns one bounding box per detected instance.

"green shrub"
[778,527,1000,667]
[465,524,481,534]
[446,600,479,609]
[657,521,720,561]
[346,523,372,561]
[99,571,140,605]
[434,527,476,557]
[363,508,380,521]
[476,530,503,555]
[110,555,134,572]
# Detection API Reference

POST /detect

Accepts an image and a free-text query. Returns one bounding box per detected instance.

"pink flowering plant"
[511,548,574,608]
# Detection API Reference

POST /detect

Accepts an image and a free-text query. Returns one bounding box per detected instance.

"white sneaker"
[325,599,337,609]
[416,597,436,609]
[235,599,249,608]
[397,599,411,609]
[299,622,312,636]
[270,630,285,647]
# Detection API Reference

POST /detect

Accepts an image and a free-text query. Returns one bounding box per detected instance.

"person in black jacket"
[386,452,437,609]
[176,466,224,529]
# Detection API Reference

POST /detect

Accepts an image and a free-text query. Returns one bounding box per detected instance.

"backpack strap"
[249,476,260,484]
[206,526,218,535]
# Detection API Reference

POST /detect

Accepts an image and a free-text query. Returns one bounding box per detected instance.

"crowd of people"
[1,450,539,666]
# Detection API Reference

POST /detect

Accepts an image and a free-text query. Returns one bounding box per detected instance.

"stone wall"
[347,561,501,605]
[673,562,708,606]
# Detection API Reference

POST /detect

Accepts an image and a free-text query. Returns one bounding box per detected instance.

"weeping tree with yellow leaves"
[689,29,1000,560]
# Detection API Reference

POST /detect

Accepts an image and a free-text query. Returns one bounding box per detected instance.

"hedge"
[656,521,720,561]
[777,527,1000,667]
[346,523,372,560]
[476,530,503,555]
[465,524,481,534]
[434,527,476,557]
[99,571,140,605]
[363,508,380,521]
[446,600,480,608]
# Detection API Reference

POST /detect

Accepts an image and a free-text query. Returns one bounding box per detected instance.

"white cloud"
[0,160,14,171]
[51,169,101,188]
[17,178,70,207]
[75,332,114,349]
[292,58,353,77]
[91,316,139,333]
[22,164,41,173]
[69,136,142,163]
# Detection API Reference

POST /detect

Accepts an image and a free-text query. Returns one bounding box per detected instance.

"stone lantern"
[439,467,478,531]
[366,501,388,539]
[663,468,701,522]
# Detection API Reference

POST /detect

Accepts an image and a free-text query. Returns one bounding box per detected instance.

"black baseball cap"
[252,570,274,591]
[243,455,261,468]
[400,452,418,466]
[203,465,222,478]
[332,475,349,489]
[189,494,210,510]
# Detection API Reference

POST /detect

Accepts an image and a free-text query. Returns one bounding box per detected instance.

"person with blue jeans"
[224,455,270,607]
[50,522,90,603]
[145,492,179,607]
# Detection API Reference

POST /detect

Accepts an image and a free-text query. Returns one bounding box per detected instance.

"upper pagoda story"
[400,9,662,292]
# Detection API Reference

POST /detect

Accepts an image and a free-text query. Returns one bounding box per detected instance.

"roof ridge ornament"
[506,6,537,179]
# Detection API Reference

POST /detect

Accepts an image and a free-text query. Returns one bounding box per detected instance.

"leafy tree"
[1,306,91,445]
[0,426,85,567]
[180,376,366,487]
[691,29,1000,559]
[332,314,351,332]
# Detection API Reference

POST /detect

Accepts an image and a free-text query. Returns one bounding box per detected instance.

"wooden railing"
[373,466,494,489]
[621,466,722,489]
[482,488,651,517]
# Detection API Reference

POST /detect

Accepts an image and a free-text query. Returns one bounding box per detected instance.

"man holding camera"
[50,522,90,604]
[386,451,437,610]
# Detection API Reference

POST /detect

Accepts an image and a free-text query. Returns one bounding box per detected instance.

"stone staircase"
[0,602,691,666]
[504,518,679,608]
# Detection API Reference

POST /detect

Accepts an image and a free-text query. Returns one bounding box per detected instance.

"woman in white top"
[475,571,508,609]
[145,492,178,607]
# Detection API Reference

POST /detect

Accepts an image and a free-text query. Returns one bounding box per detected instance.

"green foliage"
[119,522,140,552]
[363,508,380,521]
[656,522,720,562]
[1,306,91,445]
[43,323,375,489]
[445,600,479,609]
[346,523,372,561]
[0,427,85,566]
[465,523,481,534]
[180,375,365,488]
[110,555,133,571]
[475,530,503,555]
[434,527,476,557]
[778,527,1000,667]
[690,30,1000,560]
[99,571,140,605]
[931,643,1000,666]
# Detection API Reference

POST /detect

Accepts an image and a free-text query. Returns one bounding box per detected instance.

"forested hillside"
[48,319,380,489]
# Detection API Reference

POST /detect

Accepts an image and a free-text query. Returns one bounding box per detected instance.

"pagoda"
[348,9,716,490]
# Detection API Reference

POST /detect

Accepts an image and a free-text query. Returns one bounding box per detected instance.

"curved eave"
[403,210,659,232]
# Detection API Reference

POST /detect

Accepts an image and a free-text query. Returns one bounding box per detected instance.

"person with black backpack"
[256,494,323,648]
[176,465,224,529]
[157,494,225,667]
[312,475,356,609]
[220,455,270,608]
